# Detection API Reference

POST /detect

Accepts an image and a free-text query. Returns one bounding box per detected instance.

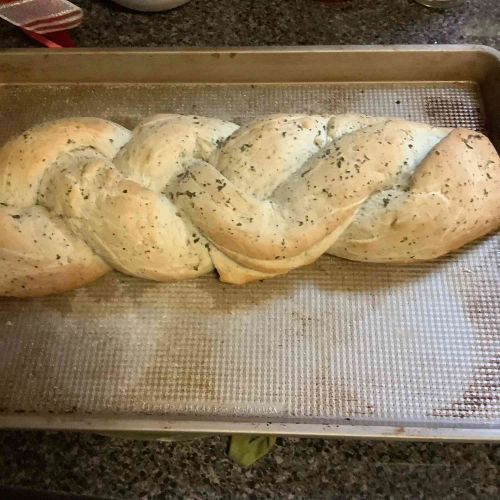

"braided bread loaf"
[0,113,498,297]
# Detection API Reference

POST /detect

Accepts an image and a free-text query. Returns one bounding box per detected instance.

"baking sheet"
[0,47,498,438]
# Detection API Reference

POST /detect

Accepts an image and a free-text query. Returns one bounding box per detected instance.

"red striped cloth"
[0,0,82,34]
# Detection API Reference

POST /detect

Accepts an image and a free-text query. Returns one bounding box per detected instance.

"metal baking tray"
[0,46,498,441]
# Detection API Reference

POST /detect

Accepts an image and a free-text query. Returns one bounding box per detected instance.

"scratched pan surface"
[0,48,498,438]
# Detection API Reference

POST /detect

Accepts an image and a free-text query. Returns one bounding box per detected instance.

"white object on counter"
[111,0,190,12]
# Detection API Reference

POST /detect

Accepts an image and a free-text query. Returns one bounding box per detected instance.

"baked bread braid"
[1,113,498,297]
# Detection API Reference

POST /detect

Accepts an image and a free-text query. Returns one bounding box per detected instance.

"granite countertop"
[0,0,499,498]
[0,433,498,498]
[0,0,498,48]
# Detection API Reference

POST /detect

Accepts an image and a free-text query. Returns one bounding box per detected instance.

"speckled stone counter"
[0,432,499,498]
[0,0,498,48]
[0,0,499,498]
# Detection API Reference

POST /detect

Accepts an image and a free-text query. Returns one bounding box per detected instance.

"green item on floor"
[229,435,277,467]
[98,431,276,466]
